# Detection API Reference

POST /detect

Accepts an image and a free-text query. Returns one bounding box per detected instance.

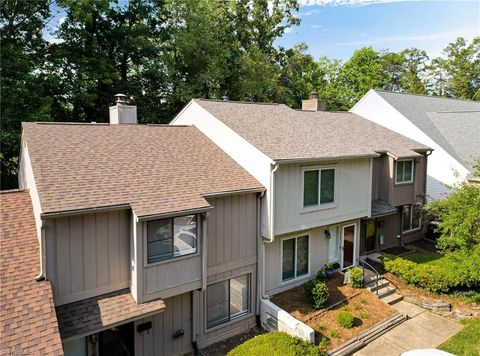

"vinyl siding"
[45,209,130,306]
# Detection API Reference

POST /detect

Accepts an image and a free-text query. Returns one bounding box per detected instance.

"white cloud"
[299,0,418,6]
[335,25,479,46]
[311,24,323,29]
[300,9,321,16]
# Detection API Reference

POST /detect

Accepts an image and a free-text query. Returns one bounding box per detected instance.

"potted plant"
[323,263,335,279]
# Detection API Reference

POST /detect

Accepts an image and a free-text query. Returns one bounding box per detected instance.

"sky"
[276,0,480,60]
[45,0,479,60]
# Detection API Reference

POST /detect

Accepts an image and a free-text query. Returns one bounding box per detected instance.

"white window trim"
[402,204,422,233]
[143,214,200,267]
[205,273,251,331]
[395,159,414,185]
[280,233,311,284]
[327,225,340,263]
[301,165,338,212]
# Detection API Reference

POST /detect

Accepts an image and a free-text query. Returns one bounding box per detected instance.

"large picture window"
[207,275,250,328]
[396,160,414,184]
[402,205,421,232]
[147,215,197,263]
[282,235,309,282]
[303,168,335,207]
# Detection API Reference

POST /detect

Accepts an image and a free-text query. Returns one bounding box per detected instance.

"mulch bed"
[406,239,439,253]
[382,245,412,256]
[311,290,395,351]
[270,273,358,322]
[199,326,266,356]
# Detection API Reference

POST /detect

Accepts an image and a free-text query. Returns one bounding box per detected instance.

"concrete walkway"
[354,301,463,356]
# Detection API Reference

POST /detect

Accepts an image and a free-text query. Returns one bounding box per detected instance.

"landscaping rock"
[454,309,474,318]
[403,296,451,313]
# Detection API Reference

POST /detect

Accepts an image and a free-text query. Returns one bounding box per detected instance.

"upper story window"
[396,160,414,184]
[402,204,421,232]
[303,167,336,207]
[147,215,197,264]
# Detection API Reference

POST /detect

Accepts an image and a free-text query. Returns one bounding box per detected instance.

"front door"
[342,224,356,269]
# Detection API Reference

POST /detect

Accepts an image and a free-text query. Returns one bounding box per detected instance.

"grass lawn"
[227,332,325,356]
[439,318,480,356]
[404,252,445,265]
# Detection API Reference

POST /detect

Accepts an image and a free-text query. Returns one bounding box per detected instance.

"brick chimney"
[109,94,137,124]
[302,92,326,111]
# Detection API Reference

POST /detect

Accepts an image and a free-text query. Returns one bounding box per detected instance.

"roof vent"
[302,91,326,111]
[221,95,229,101]
[109,94,137,124]
[115,93,129,104]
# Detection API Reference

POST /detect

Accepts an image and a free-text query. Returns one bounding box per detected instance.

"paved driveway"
[354,301,463,356]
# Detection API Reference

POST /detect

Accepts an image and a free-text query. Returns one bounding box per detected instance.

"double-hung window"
[282,235,309,282]
[206,275,250,328]
[396,160,414,184]
[147,215,197,263]
[303,167,335,207]
[402,205,421,232]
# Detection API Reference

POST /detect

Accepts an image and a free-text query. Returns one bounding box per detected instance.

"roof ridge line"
[375,89,478,103]
[195,98,282,106]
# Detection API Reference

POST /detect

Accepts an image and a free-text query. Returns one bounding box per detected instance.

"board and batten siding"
[274,159,371,235]
[265,221,360,296]
[205,194,258,275]
[141,215,202,302]
[371,155,427,207]
[134,293,193,356]
[45,209,130,306]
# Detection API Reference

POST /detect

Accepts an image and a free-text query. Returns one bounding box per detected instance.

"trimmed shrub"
[304,279,330,309]
[227,332,325,356]
[348,267,364,288]
[316,269,326,281]
[337,310,354,328]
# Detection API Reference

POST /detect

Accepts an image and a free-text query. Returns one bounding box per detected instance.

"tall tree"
[0,0,52,189]
[399,48,428,94]
[433,37,480,99]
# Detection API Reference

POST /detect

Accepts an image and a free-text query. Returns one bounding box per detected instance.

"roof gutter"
[273,154,380,165]
[41,204,131,219]
[136,206,213,222]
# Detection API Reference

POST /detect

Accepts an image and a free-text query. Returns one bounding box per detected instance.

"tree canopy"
[1,0,479,188]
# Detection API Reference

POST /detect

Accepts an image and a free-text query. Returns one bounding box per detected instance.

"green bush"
[348,267,363,288]
[383,251,480,293]
[304,279,330,309]
[337,310,354,328]
[227,332,325,356]
[316,269,326,281]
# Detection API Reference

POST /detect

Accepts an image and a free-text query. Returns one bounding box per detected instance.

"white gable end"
[351,90,470,200]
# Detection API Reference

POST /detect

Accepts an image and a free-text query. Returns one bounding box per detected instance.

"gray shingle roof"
[371,199,397,217]
[194,99,430,161]
[374,90,480,168]
[22,123,263,217]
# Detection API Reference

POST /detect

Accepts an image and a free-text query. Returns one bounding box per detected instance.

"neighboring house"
[351,90,480,201]
[16,97,264,355]
[171,93,431,307]
[0,190,64,356]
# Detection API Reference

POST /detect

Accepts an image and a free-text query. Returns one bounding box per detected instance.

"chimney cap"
[308,91,318,100]
[115,93,129,104]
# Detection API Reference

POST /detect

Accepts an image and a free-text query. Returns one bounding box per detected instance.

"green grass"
[405,252,444,265]
[227,332,325,356]
[439,318,480,356]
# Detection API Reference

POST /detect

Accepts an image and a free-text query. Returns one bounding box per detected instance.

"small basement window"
[207,275,250,328]
[396,160,414,184]
[147,215,197,263]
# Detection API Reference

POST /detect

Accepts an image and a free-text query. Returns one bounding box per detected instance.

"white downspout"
[201,212,209,291]
[261,163,279,299]
[35,226,46,282]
